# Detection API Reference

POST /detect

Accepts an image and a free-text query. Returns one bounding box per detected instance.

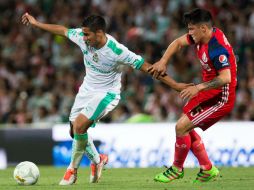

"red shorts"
[183,85,235,131]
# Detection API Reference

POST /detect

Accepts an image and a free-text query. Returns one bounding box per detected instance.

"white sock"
[85,135,100,164]
[68,133,88,169]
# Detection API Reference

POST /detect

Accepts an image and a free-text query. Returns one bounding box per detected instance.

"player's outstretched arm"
[21,12,68,37]
[148,34,189,78]
[140,62,193,92]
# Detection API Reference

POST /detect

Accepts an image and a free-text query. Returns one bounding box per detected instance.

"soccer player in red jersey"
[148,8,237,183]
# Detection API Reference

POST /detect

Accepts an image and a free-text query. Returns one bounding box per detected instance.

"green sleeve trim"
[134,58,145,70]
[74,133,88,140]
[79,32,84,37]
[67,29,84,38]
[67,29,74,39]
[107,40,123,55]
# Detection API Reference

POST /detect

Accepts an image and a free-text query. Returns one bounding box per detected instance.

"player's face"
[82,27,99,48]
[187,23,204,43]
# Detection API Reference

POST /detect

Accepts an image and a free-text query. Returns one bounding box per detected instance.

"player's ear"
[96,29,104,36]
[95,30,105,40]
[200,24,207,33]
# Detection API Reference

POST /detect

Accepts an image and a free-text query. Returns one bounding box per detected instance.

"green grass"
[0,167,254,190]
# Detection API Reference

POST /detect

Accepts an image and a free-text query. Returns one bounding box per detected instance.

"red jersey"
[187,27,237,93]
[184,27,237,130]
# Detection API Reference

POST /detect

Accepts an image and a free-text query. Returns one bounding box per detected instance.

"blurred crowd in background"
[0,0,254,126]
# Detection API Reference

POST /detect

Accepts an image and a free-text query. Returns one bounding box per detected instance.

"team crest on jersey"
[202,52,208,63]
[93,53,99,62]
[219,55,228,64]
[199,59,212,71]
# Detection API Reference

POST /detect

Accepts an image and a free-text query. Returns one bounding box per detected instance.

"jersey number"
[190,106,204,117]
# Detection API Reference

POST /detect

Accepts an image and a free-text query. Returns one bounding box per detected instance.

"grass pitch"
[0,166,254,190]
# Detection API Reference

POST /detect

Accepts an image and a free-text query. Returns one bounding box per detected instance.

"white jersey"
[67,28,144,94]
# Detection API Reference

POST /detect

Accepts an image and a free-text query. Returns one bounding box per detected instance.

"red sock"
[173,135,191,170]
[189,129,212,170]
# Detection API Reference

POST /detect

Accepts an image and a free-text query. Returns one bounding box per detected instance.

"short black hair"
[183,8,213,26]
[82,15,106,33]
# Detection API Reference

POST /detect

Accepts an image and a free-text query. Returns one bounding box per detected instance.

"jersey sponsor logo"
[85,60,111,74]
[199,59,212,71]
[219,55,228,65]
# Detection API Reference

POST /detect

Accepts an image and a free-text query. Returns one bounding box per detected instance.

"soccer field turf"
[1,167,254,190]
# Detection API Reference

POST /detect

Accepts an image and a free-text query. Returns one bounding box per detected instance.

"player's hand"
[179,85,199,100]
[147,59,167,79]
[176,83,195,92]
[21,12,37,26]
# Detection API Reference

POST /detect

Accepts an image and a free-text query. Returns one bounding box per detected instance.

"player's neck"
[201,28,213,44]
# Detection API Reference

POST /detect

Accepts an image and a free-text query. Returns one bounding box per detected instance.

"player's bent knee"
[175,115,194,136]
[73,115,93,134]
[175,120,189,136]
[175,124,186,136]
[73,123,87,134]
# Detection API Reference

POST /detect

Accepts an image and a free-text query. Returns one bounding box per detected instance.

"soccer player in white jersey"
[22,13,190,185]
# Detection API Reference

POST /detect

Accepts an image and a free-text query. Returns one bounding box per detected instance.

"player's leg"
[85,135,100,167]
[87,92,119,183]
[66,91,119,184]
[189,129,220,183]
[59,91,92,185]
[69,121,98,168]
[59,114,93,185]
[71,114,93,168]
[186,103,227,183]
[189,126,220,183]
[85,135,108,183]
[154,114,195,183]
[189,129,212,170]
[86,137,108,184]
[69,121,101,170]
[60,91,119,185]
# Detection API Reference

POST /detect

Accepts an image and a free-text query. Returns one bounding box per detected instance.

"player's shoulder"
[209,28,229,46]
[105,34,127,56]
[208,28,231,58]
[213,27,225,37]
[67,28,83,38]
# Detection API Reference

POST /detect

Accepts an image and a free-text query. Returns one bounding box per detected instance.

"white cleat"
[59,168,77,185]
[90,154,108,183]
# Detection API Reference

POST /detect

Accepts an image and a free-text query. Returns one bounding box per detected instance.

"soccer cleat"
[59,168,77,185]
[90,154,108,183]
[154,166,184,183]
[193,166,219,183]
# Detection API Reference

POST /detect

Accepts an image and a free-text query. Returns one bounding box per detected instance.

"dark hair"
[183,8,213,26]
[82,15,106,32]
